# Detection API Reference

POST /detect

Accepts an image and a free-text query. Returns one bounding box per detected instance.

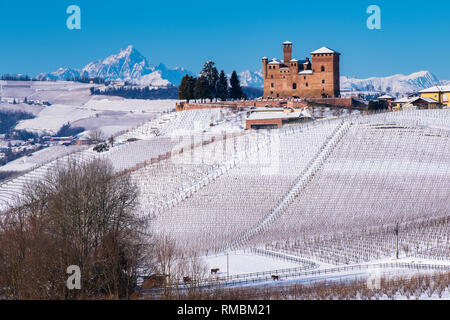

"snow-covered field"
[15,104,98,134]
[81,97,177,114]
[203,250,301,277]
[1,81,178,136]
[0,145,87,172]
[1,103,449,294]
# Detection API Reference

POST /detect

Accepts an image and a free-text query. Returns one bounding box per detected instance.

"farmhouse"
[419,85,450,107]
[262,42,340,99]
[245,108,312,129]
[392,96,440,110]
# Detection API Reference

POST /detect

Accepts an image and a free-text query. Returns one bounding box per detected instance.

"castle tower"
[283,41,292,63]
[310,47,341,97]
[262,57,268,79]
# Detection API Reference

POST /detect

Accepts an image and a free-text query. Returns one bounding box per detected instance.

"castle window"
[306,82,309,87]
[293,83,297,89]
[271,75,273,79]
[304,76,306,80]
[322,80,325,84]
[271,83,274,88]
[321,66,325,72]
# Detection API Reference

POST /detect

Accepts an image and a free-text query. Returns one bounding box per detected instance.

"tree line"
[178,61,245,102]
[90,86,179,100]
[0,74,33,81]
[0,110,35,134]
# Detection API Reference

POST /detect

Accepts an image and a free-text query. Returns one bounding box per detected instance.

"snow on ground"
[72,112,156,136]
[202,250,301,277]
[0,103,44,116]
[3,81,178,137]
[15,104,98,134]
[13,98,176,136]
[1,81,96,106]
[0,145,87,172]
[81,97,178,113]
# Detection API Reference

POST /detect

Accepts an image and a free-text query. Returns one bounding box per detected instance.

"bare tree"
[0,158,150,299]
[88,129,105,145]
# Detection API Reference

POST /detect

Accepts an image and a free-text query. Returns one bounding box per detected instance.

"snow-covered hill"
[37,46,192,87]
[340,71,442,96]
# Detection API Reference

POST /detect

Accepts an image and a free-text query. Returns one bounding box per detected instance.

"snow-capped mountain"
[38,45,192,87]
[156,63,193,87]
[38,67,82,81]
[340,71,442,96]
[236,70,263,87]
[81,45,154,81]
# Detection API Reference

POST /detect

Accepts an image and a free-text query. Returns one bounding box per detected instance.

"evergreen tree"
[179,75,198,102]
[200,61,219,100]
[188,76,196,101]
[216,70,229,101]
[229,71,244,100]
[179,75,191,101]
[194,76,210,102]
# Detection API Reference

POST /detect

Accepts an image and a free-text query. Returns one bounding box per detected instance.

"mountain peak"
[118,45,140,57]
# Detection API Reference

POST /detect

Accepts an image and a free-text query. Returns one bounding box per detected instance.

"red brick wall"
[246,118,283,129]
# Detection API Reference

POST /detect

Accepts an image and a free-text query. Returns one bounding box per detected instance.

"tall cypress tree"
[187,76,196,101]
[200,61,219,100]
[179,75,197,102]
[229,71,244,100]
[216,70,229,101]
[178,75,190,102]
[194,76,210,102]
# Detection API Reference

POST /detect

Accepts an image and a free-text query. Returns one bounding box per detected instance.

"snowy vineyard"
[0,108,449,267]
[149,109,450,260]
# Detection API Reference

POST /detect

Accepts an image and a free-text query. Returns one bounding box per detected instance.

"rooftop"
[268,58,282,65]
[419,85,450,93]
[394,96,439,104]
[310,46,340,55]
[247,111,304,121]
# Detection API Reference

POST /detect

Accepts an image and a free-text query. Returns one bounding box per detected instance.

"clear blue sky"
[1,0,449,79]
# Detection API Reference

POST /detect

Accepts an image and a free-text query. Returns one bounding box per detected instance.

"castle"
[262,42,340,99]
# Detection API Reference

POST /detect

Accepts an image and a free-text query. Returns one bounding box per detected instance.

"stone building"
[262,41,340,98]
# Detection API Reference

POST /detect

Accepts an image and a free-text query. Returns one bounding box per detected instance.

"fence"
[166,261,450,290]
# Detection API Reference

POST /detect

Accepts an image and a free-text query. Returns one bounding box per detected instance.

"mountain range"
[37,45,192,87]
[340,71,445,96]
[37,46,448,96]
